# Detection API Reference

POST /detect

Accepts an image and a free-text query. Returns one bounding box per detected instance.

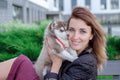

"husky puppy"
[34,21,78,80]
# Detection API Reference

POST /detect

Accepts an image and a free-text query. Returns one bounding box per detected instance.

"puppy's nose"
[67,34,69,37]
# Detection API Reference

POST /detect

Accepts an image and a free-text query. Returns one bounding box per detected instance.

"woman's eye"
[80,30,87,33]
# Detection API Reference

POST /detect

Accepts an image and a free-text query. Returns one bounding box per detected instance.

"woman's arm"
[44,37,62,80]
[44,54,97,80]
[50,55,62,74]
[44,53,62,80]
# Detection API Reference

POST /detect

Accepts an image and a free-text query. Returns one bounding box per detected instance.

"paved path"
[99,60,120,75]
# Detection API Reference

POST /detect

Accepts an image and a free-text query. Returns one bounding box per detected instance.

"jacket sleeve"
[44,72,58,80]
[60,54,97,80]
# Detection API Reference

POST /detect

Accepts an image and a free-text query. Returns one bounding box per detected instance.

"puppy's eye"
[68,28,74,32]
[60,29,64,32]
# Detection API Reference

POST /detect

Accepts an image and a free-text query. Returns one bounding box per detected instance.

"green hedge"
[0,20,51,61]
[0,20,120,62]
[107,36,120,60]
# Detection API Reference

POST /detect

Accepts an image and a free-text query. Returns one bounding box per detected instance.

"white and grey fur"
[34,21,78,80]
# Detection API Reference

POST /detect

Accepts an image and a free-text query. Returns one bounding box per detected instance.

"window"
[59,0,64,11]
[85,0,91,9]
[71,0,77,9]
[111,0,119,9]
[38,11,40,21]
[27,8,30,23]
[100,0,106,10]
[13,5,23,22]
[0,0,7,9]
[54,0,57,7]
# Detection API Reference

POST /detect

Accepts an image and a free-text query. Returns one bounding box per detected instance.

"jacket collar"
[78,48,93,57]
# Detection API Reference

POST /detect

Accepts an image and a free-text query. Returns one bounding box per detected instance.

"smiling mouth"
[72,42,80,45]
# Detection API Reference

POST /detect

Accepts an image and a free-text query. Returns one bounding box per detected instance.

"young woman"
[0,6,107,80]
[44,7,107,80]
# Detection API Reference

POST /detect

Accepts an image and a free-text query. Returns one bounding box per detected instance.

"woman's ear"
[90,34,93,40]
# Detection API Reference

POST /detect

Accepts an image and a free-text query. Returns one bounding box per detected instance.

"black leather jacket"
[44,49,97,80]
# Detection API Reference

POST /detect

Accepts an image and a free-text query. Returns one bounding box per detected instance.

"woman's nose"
[72,32,79,39]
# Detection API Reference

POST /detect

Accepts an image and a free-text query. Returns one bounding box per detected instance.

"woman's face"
[67,18,93,54]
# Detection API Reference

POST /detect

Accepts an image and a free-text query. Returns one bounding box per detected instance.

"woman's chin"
[71,46,80,50]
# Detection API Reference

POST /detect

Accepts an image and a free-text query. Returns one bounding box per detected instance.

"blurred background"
[0,0,120,36]
[0,0,120,79]
[0,0,120,24]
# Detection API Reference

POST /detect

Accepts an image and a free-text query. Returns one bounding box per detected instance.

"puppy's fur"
[34,21,78,80]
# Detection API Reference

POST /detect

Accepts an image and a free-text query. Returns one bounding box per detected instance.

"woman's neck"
[77,46,90,55]
[77,49,84,55]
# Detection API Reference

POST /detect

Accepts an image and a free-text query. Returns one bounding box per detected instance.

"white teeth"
[72,42,79,45]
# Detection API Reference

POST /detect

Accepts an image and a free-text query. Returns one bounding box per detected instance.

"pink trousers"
[7,54,40,80]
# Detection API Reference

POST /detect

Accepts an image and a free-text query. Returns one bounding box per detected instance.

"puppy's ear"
[48,23,52,30]
[49,22,55,31]
[62,21,67,31]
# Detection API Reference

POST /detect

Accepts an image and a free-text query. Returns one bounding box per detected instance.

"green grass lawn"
[97,75,113,80]
[97,75,120,80]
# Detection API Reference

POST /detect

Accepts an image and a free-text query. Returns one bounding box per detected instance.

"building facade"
[59,0,120,24]
[1,0,120,24]
[0,0,61,24]
[30,0,62,20]
[0,0,48,24]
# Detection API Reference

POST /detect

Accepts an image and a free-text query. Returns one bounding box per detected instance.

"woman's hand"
[46,37,62,73]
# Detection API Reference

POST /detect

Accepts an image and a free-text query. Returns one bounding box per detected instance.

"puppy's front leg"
[57,50,78,62]
[67,47,78,57]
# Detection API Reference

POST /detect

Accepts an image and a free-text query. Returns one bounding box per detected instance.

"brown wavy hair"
[67,7,107,71]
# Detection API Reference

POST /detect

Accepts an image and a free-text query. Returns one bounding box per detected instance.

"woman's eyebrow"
[79,28,86,30]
